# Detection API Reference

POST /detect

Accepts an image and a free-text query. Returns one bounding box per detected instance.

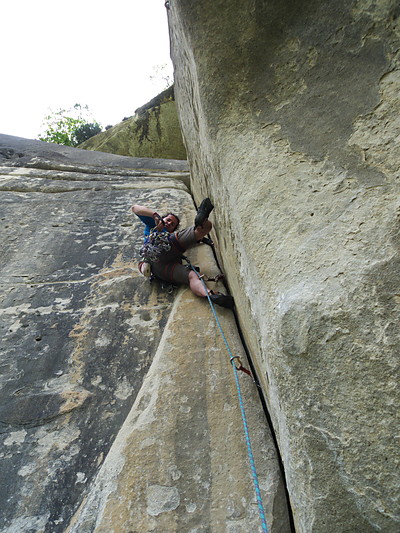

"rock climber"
[131,199,234,309]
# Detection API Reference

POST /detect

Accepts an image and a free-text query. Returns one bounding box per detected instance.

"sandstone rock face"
[168,1,399,532]
[0,135,290,532]
[67,285,290,533]
[79,87,187,160]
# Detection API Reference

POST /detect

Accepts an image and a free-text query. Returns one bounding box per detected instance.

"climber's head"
[162,213,180,232]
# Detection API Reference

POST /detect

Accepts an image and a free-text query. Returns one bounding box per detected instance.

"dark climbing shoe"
[195,198,214,227]
[201,237,214,246]
[209,292,235,309]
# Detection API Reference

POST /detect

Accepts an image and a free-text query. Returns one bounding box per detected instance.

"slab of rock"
[0,134,189,172]
[0,140,187,532]
[0,136,290,532]
[168,1,399,531]
[67,282,290,532]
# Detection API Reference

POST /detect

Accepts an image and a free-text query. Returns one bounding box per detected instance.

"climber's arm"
[132,204,158,217]
[132,204,164,231]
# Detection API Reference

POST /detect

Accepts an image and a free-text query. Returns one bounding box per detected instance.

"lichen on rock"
[79,86,187,161]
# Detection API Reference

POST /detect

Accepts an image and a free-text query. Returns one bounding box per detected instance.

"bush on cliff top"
[38,104,102,147]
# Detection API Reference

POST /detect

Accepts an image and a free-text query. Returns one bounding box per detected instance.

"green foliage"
[74,122,102,145]
[38,104,102,147]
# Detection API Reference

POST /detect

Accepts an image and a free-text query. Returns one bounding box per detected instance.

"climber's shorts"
[152,262,191,285]
[151,226,197,285]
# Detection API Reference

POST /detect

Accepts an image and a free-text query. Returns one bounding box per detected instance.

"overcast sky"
[1,0,173,139]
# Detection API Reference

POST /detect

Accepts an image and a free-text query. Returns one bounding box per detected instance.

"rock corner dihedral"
[168,1,400,532]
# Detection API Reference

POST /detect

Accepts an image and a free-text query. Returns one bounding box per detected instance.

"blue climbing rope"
[190,265,269,533]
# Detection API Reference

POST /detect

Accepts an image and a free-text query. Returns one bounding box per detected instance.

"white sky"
[0,0,173,139]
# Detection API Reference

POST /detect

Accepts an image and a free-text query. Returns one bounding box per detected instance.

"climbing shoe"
[209,292,235,309]
[201,236,214,246]
[196,236,214,246]
[194,198,214,227]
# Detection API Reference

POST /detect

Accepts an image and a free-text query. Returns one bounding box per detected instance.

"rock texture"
[79,87,187,160]
[0,135,290,532]
[168,1,400,532]
[67,286,289,533]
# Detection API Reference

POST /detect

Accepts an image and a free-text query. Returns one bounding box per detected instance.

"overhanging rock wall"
[168,1,399,532]
[0,135,290,532]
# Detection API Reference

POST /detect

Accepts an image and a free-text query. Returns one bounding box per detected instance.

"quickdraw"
[181,255,224,284]
[230,355,252,377]
[186,268,225,284]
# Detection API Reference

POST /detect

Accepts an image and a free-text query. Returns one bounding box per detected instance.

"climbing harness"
[187,261,269,533]
[139,229,171,264]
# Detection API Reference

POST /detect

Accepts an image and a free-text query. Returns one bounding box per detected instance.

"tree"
[38,104,102,147]
[74,122,102,145]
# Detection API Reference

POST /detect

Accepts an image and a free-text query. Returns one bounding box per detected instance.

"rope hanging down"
[188,264,269,533]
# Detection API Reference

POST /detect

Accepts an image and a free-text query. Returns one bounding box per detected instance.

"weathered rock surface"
[0,135,290,532]
[79,87,187,160]
[168,1,399,532]
[67,284,289,533]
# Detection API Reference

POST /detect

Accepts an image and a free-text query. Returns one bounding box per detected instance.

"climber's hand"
[153,213,165,231]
